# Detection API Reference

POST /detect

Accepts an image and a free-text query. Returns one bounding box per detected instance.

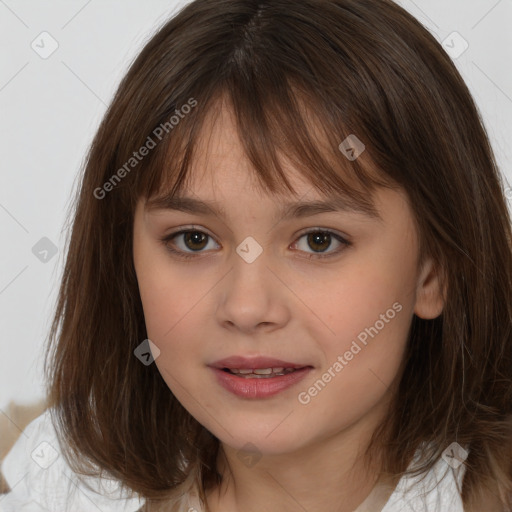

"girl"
[1,0,511,511]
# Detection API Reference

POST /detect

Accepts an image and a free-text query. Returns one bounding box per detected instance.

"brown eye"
[182,231,209,251]
[160,229,219,259]
[292,229,350,259]
[306,232,333,253]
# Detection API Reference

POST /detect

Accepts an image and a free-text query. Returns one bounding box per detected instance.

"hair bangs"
[138,75,397,221]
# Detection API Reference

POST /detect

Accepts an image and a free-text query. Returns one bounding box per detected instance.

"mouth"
[220,367,308,378]
[209,356,314,399]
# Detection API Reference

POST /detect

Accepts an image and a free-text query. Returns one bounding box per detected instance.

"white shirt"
[0,409,466,511]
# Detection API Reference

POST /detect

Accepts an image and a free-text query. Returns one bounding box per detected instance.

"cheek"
[138,277,206,367]
[299,243,416,395]
[134,240,206,342]
[295,272,411,440]
[308,252,415,343]
[133,247,222,394]
[136,263,206,395]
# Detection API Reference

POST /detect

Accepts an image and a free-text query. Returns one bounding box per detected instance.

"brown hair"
[43,0,512,510]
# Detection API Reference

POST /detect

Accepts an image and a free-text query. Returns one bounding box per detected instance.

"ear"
[413,257,445,319]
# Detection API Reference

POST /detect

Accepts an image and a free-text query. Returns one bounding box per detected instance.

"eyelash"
[159,226,351,261]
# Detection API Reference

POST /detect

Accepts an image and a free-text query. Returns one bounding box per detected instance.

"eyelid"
[162,224,215,239]
[294,226,350,242]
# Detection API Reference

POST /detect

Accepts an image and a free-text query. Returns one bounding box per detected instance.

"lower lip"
[211,367,312,399]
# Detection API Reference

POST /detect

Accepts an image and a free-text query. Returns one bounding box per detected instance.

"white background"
[0,0,511,412]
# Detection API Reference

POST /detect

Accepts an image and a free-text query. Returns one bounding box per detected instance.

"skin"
[132,100,445,512]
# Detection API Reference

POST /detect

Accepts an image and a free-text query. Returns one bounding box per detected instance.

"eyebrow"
[145,194,383,222]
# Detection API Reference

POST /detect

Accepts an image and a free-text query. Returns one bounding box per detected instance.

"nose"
[215,249,291,335]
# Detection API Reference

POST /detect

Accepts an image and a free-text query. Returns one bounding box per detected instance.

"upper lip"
[209,356,312,370]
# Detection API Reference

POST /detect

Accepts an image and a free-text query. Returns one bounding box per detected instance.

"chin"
[214,425,307,457]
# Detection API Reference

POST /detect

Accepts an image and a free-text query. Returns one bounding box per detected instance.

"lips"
[210,355,311,371]
[211,365,313,398]
[209,356,314,398]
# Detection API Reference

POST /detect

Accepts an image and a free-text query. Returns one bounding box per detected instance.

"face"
[132,101,443,457]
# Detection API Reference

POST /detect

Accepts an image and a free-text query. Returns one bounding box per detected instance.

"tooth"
[227,367,302,377]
